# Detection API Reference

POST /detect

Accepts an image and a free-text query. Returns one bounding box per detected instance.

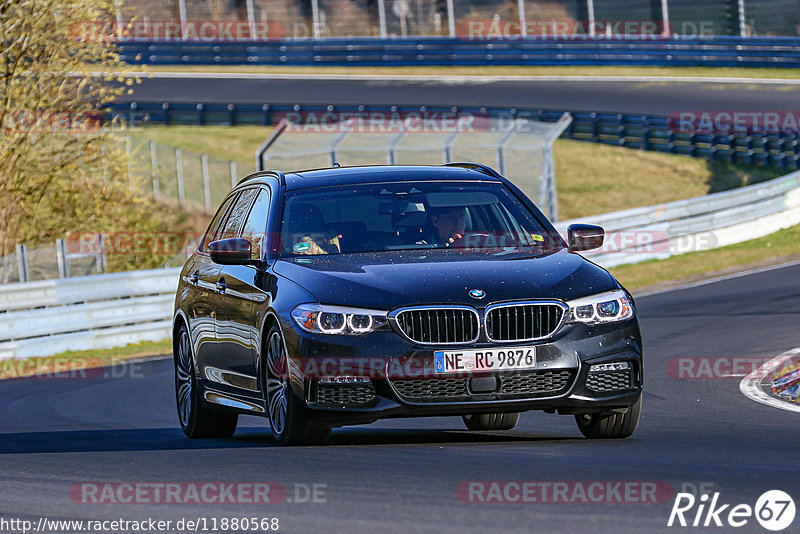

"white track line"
[740,348,800,414]
[112,71,800,85]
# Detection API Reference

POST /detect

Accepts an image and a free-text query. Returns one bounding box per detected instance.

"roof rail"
[237,169,286,187]
[443,162,502,178]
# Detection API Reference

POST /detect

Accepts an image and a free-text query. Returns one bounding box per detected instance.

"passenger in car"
[289,204,341,255]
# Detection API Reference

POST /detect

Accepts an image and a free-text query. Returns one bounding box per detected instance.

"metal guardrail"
[111,102,800,170]
[0,268,179,360]
[119,36,800,67]
[556,170,800,267]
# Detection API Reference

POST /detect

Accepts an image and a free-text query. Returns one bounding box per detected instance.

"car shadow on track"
[0,427,580,454]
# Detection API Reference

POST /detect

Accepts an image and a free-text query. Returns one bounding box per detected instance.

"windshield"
[279,181,563,257]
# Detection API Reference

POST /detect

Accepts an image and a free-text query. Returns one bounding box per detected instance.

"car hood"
[272,249,619,311]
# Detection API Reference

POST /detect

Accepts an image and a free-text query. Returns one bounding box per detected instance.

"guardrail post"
[591,113,599,142]
[162,102,171,125]
[642,116,651,151]
[196,103,205,126]
[16,244,28,283]
[262,104,271,126]
[227,104,235,125]
[149,140,159,199]
[56,238,69,279]
[201,154,211,213]
[230,159,238,188]
[176,148,185,206]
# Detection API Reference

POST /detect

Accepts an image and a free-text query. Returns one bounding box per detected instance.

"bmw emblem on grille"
[469,289,486,300]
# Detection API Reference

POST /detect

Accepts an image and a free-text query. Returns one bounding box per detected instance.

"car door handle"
[189,273,199,286]
[216,279,227,294]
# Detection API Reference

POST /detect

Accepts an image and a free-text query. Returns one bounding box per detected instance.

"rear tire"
[462,412,520,431]
[174,323,238,438]
[264,325,330,446]
[575,393,641,439]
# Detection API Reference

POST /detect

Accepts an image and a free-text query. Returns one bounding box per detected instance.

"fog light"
[319,376,371,384]
[589,362,630,373]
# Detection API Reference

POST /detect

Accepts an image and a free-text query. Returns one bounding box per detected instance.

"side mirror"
[567,224,604,252]
[208,238,253,265]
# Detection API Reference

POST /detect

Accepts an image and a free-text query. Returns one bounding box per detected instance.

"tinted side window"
[241,189,271,260]
[219,188,258,240]
[200,194,237,252]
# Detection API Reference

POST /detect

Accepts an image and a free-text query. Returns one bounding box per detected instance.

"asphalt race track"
[1,262,798,533]
[126,74,800,115]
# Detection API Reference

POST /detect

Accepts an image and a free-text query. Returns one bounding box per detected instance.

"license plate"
[433,347,536,374]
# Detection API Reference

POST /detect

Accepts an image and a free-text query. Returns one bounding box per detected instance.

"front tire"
[174,324,238,438]
[575,393,642,439]
[462,412,520,431]
[264,325,330,446]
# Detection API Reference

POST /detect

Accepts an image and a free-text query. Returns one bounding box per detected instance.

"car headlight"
[566,290,634,324]
[291,304,389,335]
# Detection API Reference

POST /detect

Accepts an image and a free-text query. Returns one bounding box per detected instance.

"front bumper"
[280,317,643,426]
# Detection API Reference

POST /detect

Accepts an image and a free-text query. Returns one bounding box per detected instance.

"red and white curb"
[739,347,800,414]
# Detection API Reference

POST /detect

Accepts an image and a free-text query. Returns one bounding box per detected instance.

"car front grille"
[485,303,565,342]
[314,382,378,407]
[390,369,575,403]
[394,307,479,344]
[586,370,633,392]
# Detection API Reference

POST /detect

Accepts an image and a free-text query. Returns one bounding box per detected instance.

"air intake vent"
[485,302,565,342]
[393,307,479,344]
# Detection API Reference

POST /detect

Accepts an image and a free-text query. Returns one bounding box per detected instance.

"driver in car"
[418,206,467,247]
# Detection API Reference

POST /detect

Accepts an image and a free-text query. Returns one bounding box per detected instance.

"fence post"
[149,140,159,199]
[201,154,211,213]
[517,0,526,37]
[56,238,69,279]
[176,148,186,206]
[311,0,321,38]
[738,0,747,37]
[246,0,256,38]
[178,0,188,40]
[446,0,455,37]
[377,0,387,38]
[661,0,670,37]
[16,244,28,283]
[587,0,596,37]
[97,233,107,274]
[230,160,238,188]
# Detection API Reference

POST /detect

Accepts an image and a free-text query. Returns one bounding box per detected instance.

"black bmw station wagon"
[173,163,643,445]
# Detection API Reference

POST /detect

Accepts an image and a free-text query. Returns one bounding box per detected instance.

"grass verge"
[610,223,800,291]
[0,339,172,380]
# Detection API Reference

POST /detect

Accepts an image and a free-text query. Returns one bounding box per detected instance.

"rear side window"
[200,194,237,252]
[241,189,271,260]
[218,188,259,240]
